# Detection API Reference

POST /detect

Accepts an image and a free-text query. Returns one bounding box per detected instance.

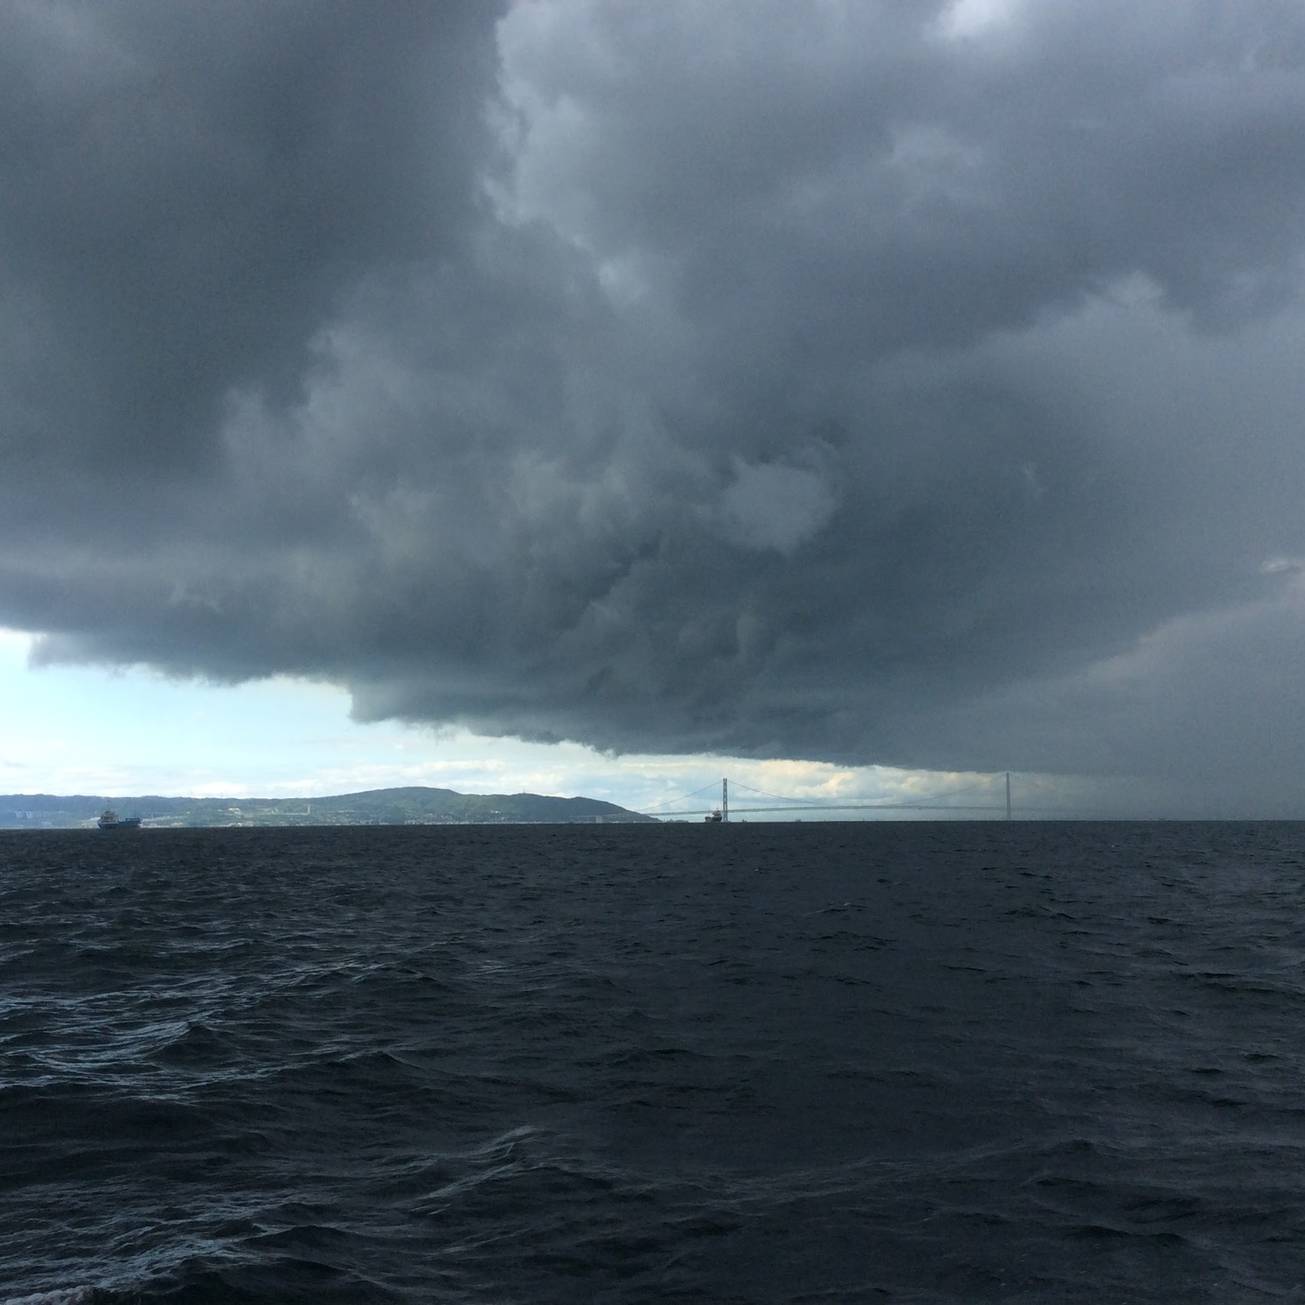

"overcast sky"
[4,0,1305,816]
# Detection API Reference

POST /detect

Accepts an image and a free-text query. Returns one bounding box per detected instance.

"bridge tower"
[722,777,729,823]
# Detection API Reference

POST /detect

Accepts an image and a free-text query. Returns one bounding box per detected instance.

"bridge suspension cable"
[637,773,1014,817]
[638,781,727,815]
[728,777,1000,809]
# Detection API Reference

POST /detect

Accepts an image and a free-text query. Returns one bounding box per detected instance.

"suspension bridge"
[637,773,1017,821]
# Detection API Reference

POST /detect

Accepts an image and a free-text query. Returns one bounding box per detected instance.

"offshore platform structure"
[704,778,729,823]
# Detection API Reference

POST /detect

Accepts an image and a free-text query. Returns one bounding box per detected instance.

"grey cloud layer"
[5,0,1305,810]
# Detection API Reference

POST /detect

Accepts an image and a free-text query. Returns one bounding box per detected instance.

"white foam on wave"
[2,1290,94,1305]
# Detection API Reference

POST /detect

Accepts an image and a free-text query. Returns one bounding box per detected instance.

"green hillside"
[0,786,657,829]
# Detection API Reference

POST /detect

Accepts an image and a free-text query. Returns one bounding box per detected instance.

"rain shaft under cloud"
[4,0,1305,813]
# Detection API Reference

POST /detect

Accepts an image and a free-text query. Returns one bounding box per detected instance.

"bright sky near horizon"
[0,626,657,804]
[4,626,1028,818]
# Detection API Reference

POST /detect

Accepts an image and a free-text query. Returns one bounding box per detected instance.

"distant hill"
[0,786,658,829]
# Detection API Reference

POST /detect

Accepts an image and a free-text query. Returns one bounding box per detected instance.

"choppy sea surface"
[4,822,1305,1303]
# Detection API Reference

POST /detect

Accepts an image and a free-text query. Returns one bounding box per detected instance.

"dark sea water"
[4,822,1305,1303]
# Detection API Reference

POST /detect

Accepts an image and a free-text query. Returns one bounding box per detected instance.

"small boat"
[704,808,723,823]
[97,809,142,830]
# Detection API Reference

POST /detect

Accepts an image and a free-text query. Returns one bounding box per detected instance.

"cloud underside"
[5,0,1305,811]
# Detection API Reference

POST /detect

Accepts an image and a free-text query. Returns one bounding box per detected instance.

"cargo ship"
[97,809,142,830]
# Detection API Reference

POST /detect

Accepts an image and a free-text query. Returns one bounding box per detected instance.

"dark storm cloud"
[5,0,1305,810]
